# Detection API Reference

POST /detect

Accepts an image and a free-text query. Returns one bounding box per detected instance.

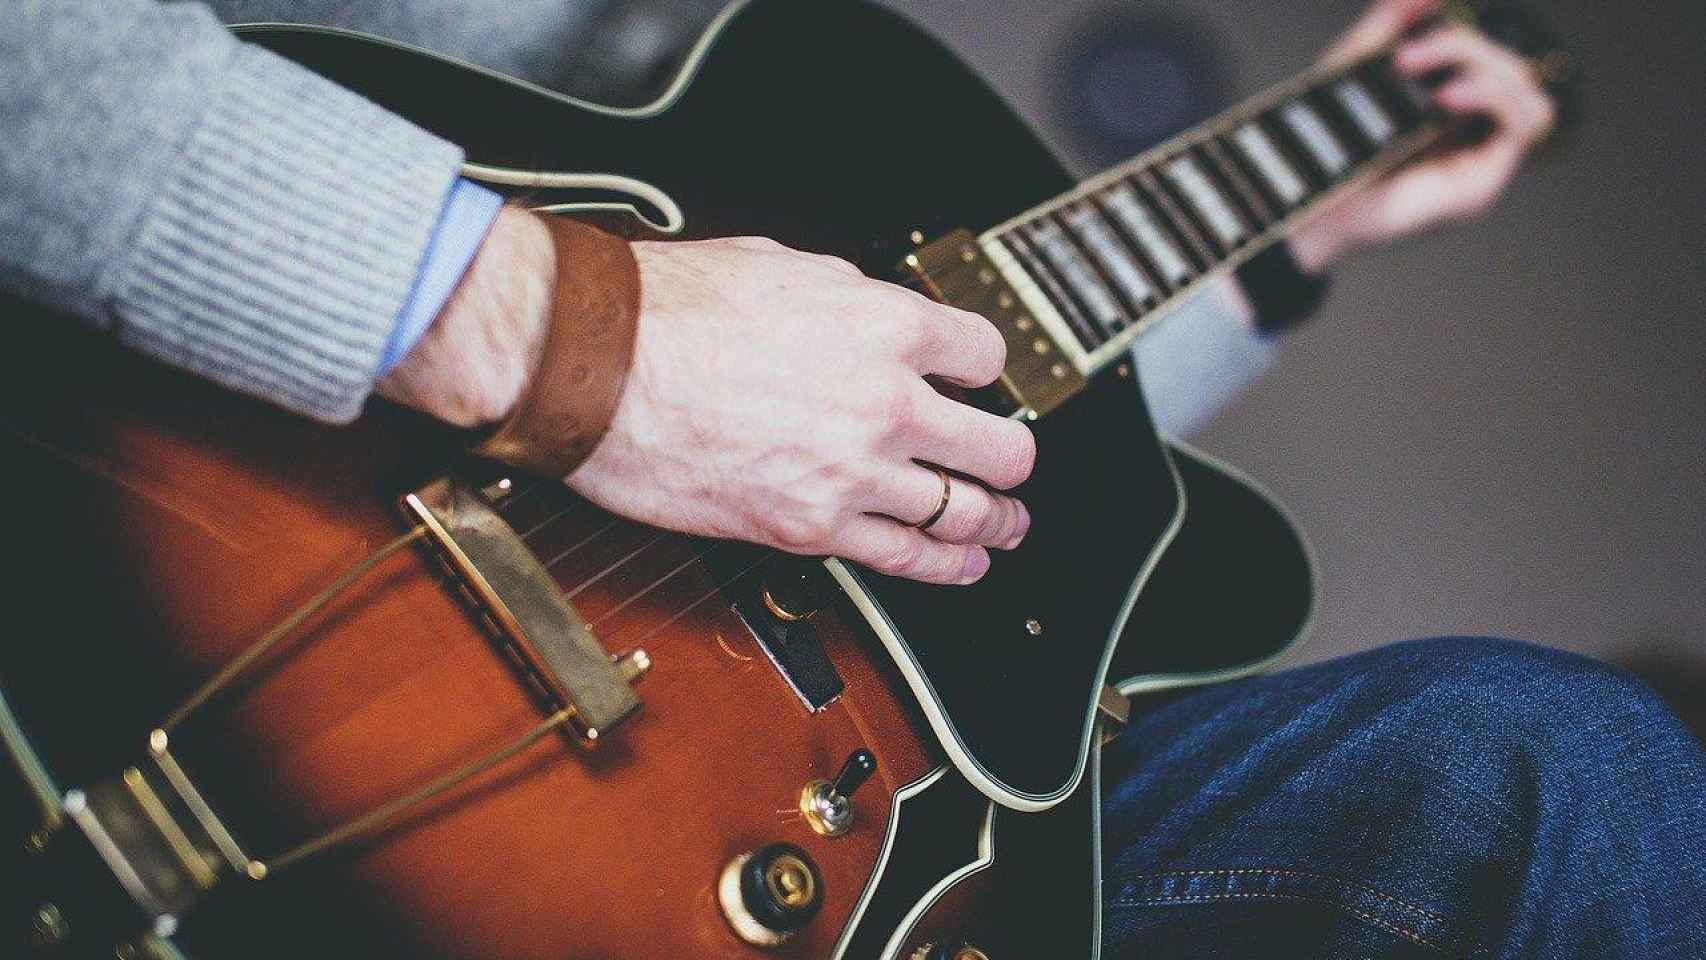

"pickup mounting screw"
[1024,619,1044,636]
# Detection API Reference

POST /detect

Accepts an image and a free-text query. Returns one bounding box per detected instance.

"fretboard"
[983,50,1444,375]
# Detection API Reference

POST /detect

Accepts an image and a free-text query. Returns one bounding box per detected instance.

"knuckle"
[769,504,838,552]
[877,535,926,576]
[876,305,930,357]
[873,377,921,432]
[817,253,861,275]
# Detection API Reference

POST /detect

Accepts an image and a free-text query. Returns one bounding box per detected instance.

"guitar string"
[564,530,671,600]
[599,552,773,653]
[584,539,737,632]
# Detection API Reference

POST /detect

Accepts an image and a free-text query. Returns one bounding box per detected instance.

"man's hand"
[383,223,1035,585]
[568,237,1034,585]
[1289,0,1557,271]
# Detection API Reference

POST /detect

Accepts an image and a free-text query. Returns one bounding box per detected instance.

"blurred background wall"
[434,0,1706,711]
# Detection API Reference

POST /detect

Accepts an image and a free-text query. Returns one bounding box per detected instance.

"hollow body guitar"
[0,1,1341,957]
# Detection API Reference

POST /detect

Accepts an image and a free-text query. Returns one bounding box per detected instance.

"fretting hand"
[1289,0,1557,271]
[382,217,1034,585]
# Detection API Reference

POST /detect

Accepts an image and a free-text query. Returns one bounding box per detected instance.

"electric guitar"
[0,1,1572,957]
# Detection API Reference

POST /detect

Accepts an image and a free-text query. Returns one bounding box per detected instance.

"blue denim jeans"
[1100,637,1706,958]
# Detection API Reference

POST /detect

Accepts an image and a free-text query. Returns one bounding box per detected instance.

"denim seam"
[1112,890,1461,955]
[1128,867,1452,925]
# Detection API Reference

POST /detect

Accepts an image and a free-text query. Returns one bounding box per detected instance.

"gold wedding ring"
[914,466,952,532]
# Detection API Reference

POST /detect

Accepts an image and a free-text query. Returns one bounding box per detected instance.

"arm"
[1,0,465,424]
[1130,0,1556,439]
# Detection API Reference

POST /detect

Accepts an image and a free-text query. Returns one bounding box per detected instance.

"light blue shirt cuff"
[378,179,505,376]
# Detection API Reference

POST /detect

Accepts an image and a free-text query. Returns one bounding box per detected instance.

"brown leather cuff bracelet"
[472,216,641,478]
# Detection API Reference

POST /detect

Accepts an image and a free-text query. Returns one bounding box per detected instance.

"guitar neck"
[975,49,1445,395]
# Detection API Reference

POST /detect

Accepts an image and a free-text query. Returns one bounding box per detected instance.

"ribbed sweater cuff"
[109,44,465,424]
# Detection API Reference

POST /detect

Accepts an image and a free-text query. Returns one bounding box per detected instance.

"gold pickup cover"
[902,228,1088,417]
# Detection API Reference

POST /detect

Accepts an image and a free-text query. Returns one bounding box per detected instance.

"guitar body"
[0,2,1310,957]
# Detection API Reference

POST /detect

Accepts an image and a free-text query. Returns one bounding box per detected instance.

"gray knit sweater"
[0,0,1276,435]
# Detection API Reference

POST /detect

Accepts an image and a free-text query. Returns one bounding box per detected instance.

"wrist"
[377,204,554,427]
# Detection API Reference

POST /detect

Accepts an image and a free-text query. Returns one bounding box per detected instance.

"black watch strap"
[1236,242,1331,335]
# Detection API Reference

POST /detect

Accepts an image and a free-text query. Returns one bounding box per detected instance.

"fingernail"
[1006,503,1032,549]
[958,549,990,584]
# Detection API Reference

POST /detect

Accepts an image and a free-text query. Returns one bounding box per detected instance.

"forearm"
[2,0,464,423]
[377,206,554,427]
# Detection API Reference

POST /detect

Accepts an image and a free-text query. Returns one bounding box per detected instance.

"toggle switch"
[800,748,877,837]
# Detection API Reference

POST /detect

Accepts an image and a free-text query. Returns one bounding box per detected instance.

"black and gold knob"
[717,843,823,947]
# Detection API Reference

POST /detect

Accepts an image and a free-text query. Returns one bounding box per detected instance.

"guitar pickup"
[402,478,642,739]
[901,228,1088,418]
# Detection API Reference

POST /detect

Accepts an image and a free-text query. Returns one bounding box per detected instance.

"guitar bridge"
[402,477,643,739]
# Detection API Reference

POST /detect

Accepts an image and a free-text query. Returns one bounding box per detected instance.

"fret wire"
[1093,183,1194,291]
[1032,214,1131,336]
[984,49,1394,240]
[1061,202,1158,315]
[1257,109,1330,194]
[1003,231,1106,350]
[1332,75,1398,147]
[1304,85,1378,165]
[1201,138,1276,229]
[1161,151,1250,250]
[1280,98,1353,180]
[1229,121,1310,208]
[1134,168,1219,268]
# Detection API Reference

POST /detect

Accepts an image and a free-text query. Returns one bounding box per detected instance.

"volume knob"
[717,843,823,947]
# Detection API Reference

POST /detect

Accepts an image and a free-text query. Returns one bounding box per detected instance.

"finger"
[905,296,1008,388]
[835,514,990,585]
[906,387,1037,491]
[1361,133,1525,230]
[1433,65,1553,149]
[877,464,1030,549]
[1320,0,1441,67]
[1393,23,1529,81]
